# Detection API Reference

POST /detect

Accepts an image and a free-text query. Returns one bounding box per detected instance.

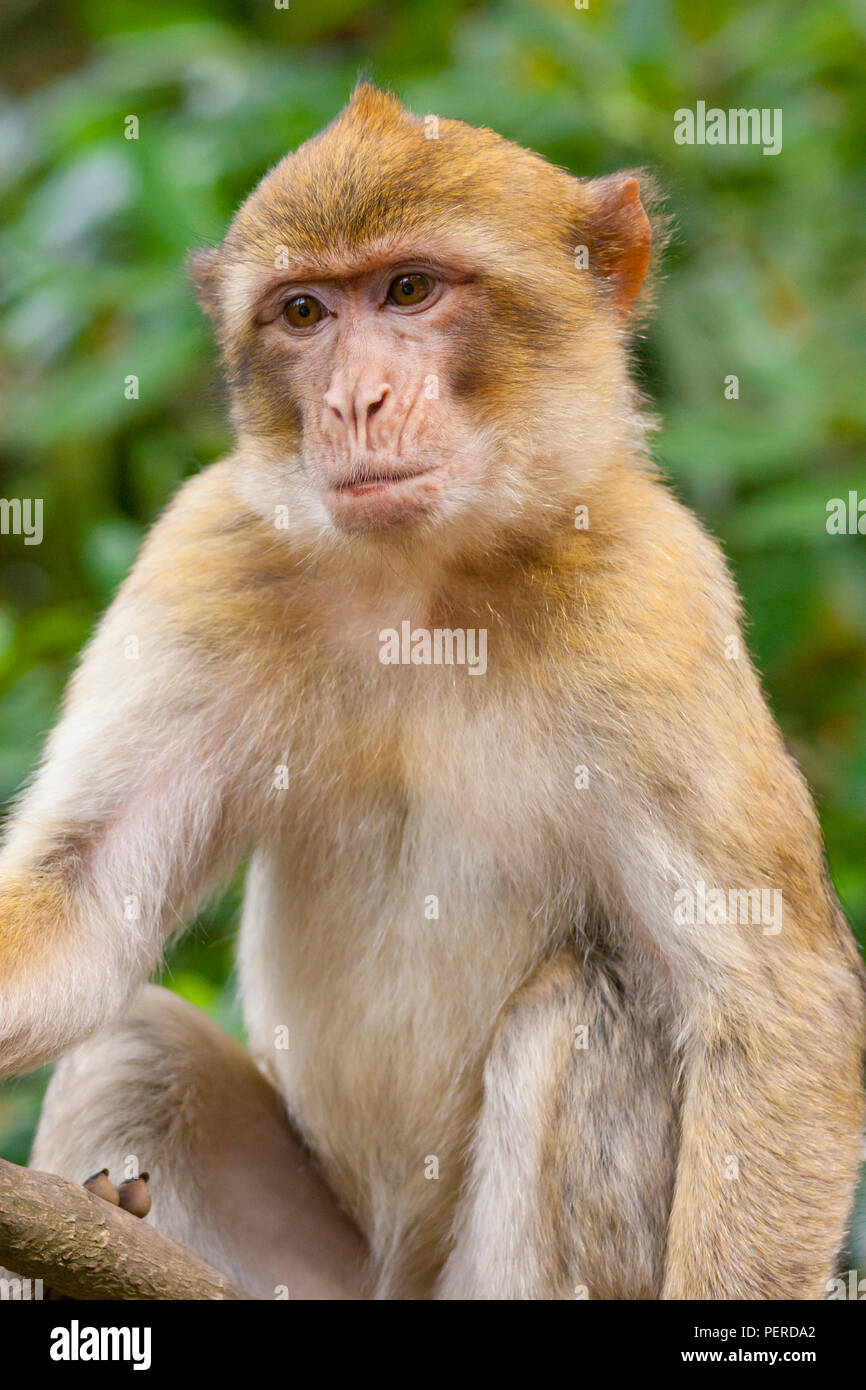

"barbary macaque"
[1,84,864,1300]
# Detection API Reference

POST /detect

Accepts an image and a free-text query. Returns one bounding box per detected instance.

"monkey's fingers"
[117,1172,152,1218]
[83,1167,120,1204]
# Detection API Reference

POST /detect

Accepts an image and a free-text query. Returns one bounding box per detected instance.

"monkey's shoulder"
[134,455,274,558]
[562,476,742,663]
[123,458,302,646]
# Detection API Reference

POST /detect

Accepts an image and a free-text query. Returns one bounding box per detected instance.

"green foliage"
[1,0,864,1250]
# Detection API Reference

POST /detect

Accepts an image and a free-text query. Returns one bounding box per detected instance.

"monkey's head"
[191,84,656,555]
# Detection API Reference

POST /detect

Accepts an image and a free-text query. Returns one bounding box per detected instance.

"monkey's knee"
[442,950,677,1300]
[31,984,232,1190]
[551,958,678,1298]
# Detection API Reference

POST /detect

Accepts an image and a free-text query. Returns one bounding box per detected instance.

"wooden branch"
[0,1158,250,1300]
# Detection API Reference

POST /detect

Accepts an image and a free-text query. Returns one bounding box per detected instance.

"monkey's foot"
[83,1165,151,1216]
[46,1168,152,1299]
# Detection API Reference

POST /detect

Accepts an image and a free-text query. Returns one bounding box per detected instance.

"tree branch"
[0,1158,250,1300]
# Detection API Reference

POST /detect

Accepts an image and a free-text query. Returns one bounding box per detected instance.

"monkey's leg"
[30,984,367,1300]
[437,947,677,1300]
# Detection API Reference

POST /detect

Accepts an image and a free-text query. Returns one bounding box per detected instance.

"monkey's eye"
[283,295,326,329]
[386,273,434,308]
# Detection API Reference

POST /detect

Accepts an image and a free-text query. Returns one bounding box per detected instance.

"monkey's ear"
[582,173,653,315]
[187,247,222,319]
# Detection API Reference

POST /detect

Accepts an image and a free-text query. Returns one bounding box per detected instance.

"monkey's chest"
[239,783,583,1288]
[239,679,589,1286]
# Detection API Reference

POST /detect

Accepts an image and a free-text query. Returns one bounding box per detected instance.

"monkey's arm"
[596,492,866,1299]
[654,850,866,1301]
[660,926,865,1300]
[0,476,265,1078]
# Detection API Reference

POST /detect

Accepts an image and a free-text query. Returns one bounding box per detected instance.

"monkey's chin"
[324,467,444,532]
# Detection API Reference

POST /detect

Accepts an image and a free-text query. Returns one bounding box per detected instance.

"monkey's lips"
[336,463,438,496]
[326,463,442,528]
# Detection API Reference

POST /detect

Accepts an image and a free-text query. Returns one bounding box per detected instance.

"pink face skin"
[252,256,489,534]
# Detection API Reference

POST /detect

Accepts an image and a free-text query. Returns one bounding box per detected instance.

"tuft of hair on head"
[343,79,410,126]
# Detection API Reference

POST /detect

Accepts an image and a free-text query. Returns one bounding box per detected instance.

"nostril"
[325,384,389,434]
[365,384,391,421]
[324,389,345,425]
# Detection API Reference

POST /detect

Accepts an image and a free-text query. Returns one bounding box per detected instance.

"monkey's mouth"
[325,461,444,531]
[334,463,439,497]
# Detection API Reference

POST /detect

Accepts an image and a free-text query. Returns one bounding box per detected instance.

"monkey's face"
[233,251,495,537]
[191,86,652,548]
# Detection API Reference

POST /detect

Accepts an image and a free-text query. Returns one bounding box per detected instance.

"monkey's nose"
[324,382,391,450]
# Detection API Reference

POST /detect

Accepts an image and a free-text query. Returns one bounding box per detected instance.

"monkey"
[0,82,864,1301]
